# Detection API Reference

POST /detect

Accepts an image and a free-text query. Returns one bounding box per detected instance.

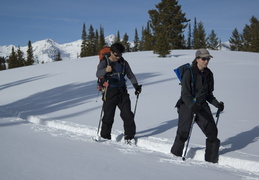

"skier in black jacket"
[171,49,224,163]
[96,42,142,143]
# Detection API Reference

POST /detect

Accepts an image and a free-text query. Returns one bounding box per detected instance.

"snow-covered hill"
[0,49,258,180]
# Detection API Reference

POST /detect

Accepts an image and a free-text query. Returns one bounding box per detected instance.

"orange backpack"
[99,46,110,60]
[97,46,110,91]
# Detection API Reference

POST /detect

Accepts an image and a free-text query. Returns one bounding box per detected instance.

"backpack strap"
[189,67,196,102]
[119,58,126,76]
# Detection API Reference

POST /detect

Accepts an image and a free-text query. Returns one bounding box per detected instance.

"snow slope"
[0,50,259,180]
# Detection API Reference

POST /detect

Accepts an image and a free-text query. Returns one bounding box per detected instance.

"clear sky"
[1,0,258,46]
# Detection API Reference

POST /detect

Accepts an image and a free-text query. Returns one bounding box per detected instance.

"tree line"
[1,0,258,71]
[79,0,259,58]
[0,40,62,71]
[0,41,35,70]
[229,16,259,52]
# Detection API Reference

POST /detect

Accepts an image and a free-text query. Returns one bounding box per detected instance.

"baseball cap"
[195,49,213,58]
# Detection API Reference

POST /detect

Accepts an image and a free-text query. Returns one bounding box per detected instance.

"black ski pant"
[171,103,220,163]
[101,86,136,140]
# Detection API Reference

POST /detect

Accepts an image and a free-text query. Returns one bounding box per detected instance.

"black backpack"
[174,63,195,108]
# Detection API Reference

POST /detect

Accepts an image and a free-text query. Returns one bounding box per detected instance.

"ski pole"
[182,114,196,161]
[215,108,221,126]
[103,54,110,102]
[96,104,104,141]
[215,101,223,126]
[95,90,100,102]
[133,94,139,118]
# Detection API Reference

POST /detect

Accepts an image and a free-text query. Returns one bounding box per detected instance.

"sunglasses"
[200,57,210,61]
[113,52,122,58]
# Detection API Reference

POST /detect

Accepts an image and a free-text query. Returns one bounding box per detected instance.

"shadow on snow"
[220,126,259,155]
[0,72,175,127]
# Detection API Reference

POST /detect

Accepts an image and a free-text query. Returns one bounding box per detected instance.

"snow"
[0,49,259,180]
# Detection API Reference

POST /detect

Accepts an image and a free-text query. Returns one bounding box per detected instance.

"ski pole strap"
[103,80,109,101]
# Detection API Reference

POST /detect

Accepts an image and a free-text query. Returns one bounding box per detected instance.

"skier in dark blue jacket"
[96,42,142,143]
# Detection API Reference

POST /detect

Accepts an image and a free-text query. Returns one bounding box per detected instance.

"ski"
[92,133,138,146]
[124,137,138,146]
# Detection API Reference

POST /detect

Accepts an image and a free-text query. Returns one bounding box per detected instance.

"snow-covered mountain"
[0,35,230,64]
[0,35,117,63]
[0,39,79,63]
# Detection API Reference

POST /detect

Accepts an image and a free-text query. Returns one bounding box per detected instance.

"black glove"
[191,104,202,114]
[135,85,142,95]
[217,101,224,112]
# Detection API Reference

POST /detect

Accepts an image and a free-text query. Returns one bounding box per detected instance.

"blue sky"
[1,0,258,46]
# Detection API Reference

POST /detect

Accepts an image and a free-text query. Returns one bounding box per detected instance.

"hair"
[110,42,125,54]
[192,58,198,66]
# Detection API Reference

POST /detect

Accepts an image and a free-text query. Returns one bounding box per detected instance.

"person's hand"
[135,85,142,95]
[191,104,202,114]
[106,65,112,72]
[217,101,224,112]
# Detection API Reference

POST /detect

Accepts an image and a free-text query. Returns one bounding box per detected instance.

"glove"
[217,101,224,112]
[191,104,202,114]
[135,85,142,95]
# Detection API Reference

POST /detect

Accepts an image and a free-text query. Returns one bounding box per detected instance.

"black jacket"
[181,64,219,110]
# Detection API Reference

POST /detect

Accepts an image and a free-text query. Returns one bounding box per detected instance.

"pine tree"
[242,16,259,52]
[242,24,252,52]
[80,23,88,57]
[207,30,219,50]
[192,18,197,47]
[0,57,6,70]
[122,33,130,52]
[87,25,96,56]
[154,31,170,57]
[8,47,18,69]
[114,31,121,43]
[249,16,259,52]
[142,22,154,51]
[16,47,25,67]
[55,50,62,61]
[148,0,189,57]
[193,21,207,49]
[133,28,139,52]
[139,27,145,51]
[26,40,34,66]
[187,23,192,49]
[95,29,100,54]
[229,28,243,51]
[99,26,106,50]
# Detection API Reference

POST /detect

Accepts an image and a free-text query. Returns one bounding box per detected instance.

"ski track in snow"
[11,115,259,178]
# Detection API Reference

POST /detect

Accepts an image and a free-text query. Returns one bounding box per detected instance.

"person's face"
[196,57,210,71]
[110,51,122,61]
